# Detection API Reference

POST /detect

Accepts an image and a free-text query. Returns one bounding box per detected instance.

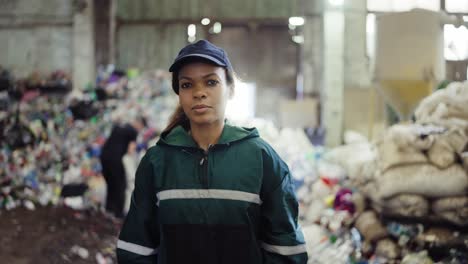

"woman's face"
[178,62,232,128]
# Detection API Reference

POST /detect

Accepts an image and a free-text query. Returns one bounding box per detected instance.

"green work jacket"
[117,124,308,263]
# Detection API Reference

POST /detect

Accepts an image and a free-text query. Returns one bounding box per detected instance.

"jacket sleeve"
[117,149,160,263]
[260,145,308,264]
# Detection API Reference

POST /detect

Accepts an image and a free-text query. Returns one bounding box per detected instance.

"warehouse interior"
[1,0,468,263]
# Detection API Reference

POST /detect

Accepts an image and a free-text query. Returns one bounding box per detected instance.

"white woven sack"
[432,195,468,226]
[355,211,388,242]
[376,124,444,172]
[427,135,456,169]
[386,124,434,150]
[378,164,468,198]
[432,196,468,212]
[383,194,429,217]
[377,138,428,172]
[415,81,468,124]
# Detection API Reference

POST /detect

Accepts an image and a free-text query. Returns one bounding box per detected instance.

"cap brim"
[169,54,227,72]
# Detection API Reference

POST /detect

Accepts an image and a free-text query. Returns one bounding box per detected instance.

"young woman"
[117,40,308,263]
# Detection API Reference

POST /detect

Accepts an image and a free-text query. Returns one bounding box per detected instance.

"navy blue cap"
[169,40,233,73]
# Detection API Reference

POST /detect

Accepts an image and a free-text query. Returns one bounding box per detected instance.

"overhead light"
[464,16,468,22]
[328,0,344,6]
[187,24,196,37]
[288,17,305,26]
[213,22,222,34]
[201,18,211,25]
[188,36,196,43]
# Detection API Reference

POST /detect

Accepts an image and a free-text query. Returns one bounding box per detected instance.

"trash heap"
[231,118,362,263]
[111,69,176,130]
[0,73,85,211]
[297,81,468,263]
[0,68,176,212]
[299,133,374,264]
[309,82,468,263]
[231,118,324,192]
[361,82,468,262]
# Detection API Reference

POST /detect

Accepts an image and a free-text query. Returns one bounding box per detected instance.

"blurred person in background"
[100,116,147,219]
[116,40,308,263]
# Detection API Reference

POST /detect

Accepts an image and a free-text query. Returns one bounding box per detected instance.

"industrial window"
[446,0,468,13]
[444,24,468,61]
[366,14,376,63]
[367,0,440,12]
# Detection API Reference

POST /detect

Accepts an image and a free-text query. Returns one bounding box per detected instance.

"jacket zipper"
[200,155,208,188]
[199,145,213,188]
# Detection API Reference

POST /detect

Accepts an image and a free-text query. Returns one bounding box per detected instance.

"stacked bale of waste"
[318,82,468,262]
[355,82,468,262]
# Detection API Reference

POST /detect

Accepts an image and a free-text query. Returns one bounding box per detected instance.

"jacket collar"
[158,123,259,148]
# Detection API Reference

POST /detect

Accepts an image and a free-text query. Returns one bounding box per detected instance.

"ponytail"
[163,104,190,133]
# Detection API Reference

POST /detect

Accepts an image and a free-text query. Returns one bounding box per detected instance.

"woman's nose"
[193,85,207,99]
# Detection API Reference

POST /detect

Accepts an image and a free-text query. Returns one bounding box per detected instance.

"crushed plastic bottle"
[70,245,89,259]
[23,200,35,210]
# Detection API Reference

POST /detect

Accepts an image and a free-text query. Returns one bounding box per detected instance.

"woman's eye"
[180,82,191,89]
[207,80,219,86]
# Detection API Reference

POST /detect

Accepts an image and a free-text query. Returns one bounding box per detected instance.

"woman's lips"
[192,105,210,113]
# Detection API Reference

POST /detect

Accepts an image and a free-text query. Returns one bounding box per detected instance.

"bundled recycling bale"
[426,128,468,169]
[377,124,433,172]
[355,211,388,242]
[382,194,429,218]
[351,192,367,215]
[432,196,468,226]
[378,164,468,198]
[427,134,456,169]
[386,124,435,150]
[445,127,468,154]
[415,81,468,128]
[359,180,382,206]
